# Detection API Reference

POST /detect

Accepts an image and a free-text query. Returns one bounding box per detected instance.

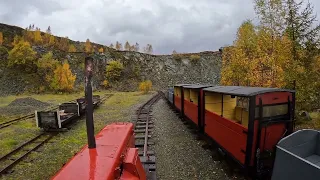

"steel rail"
[0,133,54,175]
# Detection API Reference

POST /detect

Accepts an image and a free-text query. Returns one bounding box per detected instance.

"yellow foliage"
[139,80,152,94]
[23,30,34,44]
[85,39,92,53]
[8,39,36,67]
[12,35,23,46]
[0,32,3,45]
[50,62,76,92]
[102,80,109,87]
[43,33,51,46]
[221,21,291,88]
[36,52,59,87]
[68,44,77,52]
[173,53,182,60]
[59,37,69,51]
[49,35,55,46]
[106,60,124,81]
[98,47,104,53]
[190,55,201,61]
[34,30,43,45]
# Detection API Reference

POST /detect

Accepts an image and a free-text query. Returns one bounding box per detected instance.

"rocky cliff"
[0,23,222,95]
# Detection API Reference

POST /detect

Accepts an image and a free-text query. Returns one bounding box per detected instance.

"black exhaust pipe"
[85,56,96,149]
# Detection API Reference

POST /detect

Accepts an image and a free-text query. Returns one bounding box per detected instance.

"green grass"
[0,120,40,157]
[0,91,154,180]
[295,112,320,130]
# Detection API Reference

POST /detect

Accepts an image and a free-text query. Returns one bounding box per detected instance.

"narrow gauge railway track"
[0,99,77,130]
[97,94,113,106]
[0,94,113,130]
[0,94,113,175]
[0,132,55,175]
[133,92,162,180]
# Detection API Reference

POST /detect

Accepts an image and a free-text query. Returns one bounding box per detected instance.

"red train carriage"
[202,86,295,176]
[173,84,193,116]
[51,122,146,180]
[181,84,213,132]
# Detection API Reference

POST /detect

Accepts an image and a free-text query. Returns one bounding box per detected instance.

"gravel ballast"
[152,98,246,180]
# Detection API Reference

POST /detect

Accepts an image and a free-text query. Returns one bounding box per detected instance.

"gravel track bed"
[152,99,246,180]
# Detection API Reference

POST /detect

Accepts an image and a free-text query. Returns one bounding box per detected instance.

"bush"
[139,80,152,94]
[36,52,59,89]
[190,55,201,61]
[106,60,124,81]
[172,53,182,61]
[0,45,8,56]
[102,80,109,88]
[8,40,36,69]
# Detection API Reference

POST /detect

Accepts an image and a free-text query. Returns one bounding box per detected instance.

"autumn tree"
[115,41,122,50]
[0,32,3,45]
[68,44,77,52]
[23,30,34,44]
[221,20,291,87]
[36,52,59,88]
[49,35,55,46]
[58,37,69,51]
[254,0,287,35]
[124,41,130,51]
[98,47,104,53]
[106,60,124,81]
[50,61,76,92]
[12,35,23,46]
[7,39,37,72]
[85,39,92,53]
[222,0,320,110]
[284,0,320,109]
[33,29,43,45]
[139,80,152,94]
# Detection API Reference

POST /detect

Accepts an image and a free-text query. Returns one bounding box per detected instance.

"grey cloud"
[0,0,63,24]
[0,0,319,54]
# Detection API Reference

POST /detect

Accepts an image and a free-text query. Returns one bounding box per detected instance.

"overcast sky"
[0,0,319,54]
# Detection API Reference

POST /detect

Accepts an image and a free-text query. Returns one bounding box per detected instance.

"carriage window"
[255,104,288,118]
[236,97,249,111]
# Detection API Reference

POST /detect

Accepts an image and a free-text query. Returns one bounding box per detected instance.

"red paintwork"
[184,100,198,125]
[204,110,247,164]
[120,148,146,180]
[174,96,181,110]
[249,92,292,166]
[199,89,204,127]
[256,92,292,105]
[51,122,146,180]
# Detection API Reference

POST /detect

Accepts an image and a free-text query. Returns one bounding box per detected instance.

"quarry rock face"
[0,50,222,95]
[117,51,222,89]
[0,23,222,95]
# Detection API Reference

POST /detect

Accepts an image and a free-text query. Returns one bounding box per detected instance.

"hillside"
[0,23,222,95]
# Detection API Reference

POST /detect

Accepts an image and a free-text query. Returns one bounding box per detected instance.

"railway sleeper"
[135,125,154,129]
[140,156,156,164]
[138,150,154,156]
[135,135,152,139]
[134,129,152,133]
[143,164,156,171]
[135,141,155,146]
[136,121,153,125]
